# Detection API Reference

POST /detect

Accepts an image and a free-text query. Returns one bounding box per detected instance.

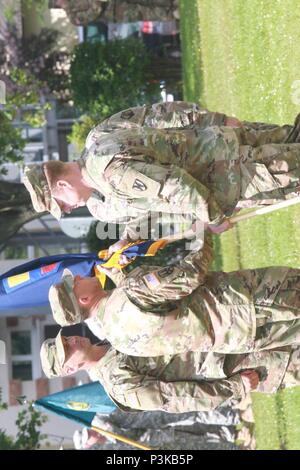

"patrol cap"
[40,329,66,378]
[23,164,62,220]
[49,269,82,326]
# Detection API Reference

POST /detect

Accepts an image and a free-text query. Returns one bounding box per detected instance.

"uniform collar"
[96,294,110,323]
[88,349,134,412]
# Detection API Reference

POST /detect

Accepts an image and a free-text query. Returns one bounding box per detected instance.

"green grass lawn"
[179,0,300,449]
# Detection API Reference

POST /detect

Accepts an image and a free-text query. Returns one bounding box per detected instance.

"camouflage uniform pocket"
[240,161,280,199]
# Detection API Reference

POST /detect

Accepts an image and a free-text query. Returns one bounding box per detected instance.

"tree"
[0,182,44,251]
[0,112,25,174]
[0,25,70,103]
[70,38,160,117]
[69,38,160,149]
[14,402,47,450]
[0,22,66,248]
[0,401,47,450]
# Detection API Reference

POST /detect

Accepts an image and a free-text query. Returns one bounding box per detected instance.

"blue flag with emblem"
[35,381,153,450]
[0,253,99,314]
[0,239,167,315]
[35,381,116,427]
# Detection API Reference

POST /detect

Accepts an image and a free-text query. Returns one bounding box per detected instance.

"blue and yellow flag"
[35,381,116,427]
[96,239,167,288]
[0,253,99,313]
[0,239,167,314]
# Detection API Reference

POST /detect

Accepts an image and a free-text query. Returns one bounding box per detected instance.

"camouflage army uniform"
[87,344,299,413]
[87,237,300,356]
[63,0,105,26]
[87,409,237,450]
[81,102,300,241]
[86,101,297,149]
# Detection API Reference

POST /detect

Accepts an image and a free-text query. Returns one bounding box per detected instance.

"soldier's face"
[52,183,87,212]
[73,274,101,302]
[51,164,92,212]
[62,335,91,374]
[73,275,101,316]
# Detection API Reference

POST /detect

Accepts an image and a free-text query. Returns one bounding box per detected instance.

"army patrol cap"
[23,164,62,220]
[40,329,66,378]
[49,269,82,326]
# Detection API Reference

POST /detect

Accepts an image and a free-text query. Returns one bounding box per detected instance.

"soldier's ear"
[78,295,90,306]
[56,179,72,189]
[63,364,77,375]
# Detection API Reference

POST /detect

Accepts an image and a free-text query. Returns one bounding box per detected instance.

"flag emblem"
[3,262,61,293]
[67,401,90,411]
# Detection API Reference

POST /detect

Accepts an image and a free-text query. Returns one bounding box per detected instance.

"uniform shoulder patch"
[121,110,135,120]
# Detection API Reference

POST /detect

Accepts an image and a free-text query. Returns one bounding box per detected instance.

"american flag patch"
[143,272,161,289]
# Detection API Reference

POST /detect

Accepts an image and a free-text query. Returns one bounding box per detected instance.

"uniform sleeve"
[123,235,213,310]
[105,159,224,226]
[112,372,246,413]
[121,211,196,242]
[144,101,228,129]
[88,102,228,139]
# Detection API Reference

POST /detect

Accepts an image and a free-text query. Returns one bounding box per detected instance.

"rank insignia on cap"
[121,110,135,120]
[132,179,147,191]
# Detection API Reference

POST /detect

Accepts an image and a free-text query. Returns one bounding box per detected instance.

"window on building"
[10,330,33,381]
[3,246,27,260]
[11,331,31,355]
[12,361,32,381]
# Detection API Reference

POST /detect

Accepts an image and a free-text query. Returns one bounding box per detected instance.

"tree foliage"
[0,25,70,103]
[0,112,24,174]
[68,114,99,151]
[14,402,47,450]
[0,401,47,450]
[69,38,160,150]
[70,38,160,117]
[0,182,43,250]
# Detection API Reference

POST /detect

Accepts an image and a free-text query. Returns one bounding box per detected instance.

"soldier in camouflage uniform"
[24,100,300,246]
[85,101,300,150]
[40,332,300,413]
[49,235,300,356]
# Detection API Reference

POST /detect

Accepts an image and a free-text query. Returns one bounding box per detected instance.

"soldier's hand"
[97,265,119,277]
[240,370,260,393]
[207,219,234,234]
[225,116,242,127]
[84,429,107,448]
[105,239,129,262]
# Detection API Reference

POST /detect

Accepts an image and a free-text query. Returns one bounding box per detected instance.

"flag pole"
[161,196,300,241]
[229,196,300,224]
[91,425,154,450]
